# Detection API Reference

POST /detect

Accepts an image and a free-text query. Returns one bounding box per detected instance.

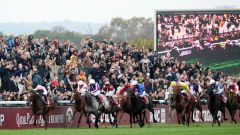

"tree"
[51,26,67,33]
[95,17,154,49]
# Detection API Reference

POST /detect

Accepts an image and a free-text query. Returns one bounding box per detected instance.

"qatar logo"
[65,107,73,127]
[0,114,4,126]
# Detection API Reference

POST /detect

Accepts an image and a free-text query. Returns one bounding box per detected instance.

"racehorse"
[141,95,158,124]
[225,90,238,124]
[191,94,204,122]
[206,87,227,126]
[101,95,120,128]
[118,88,158,128]
[22,91,54,129]
[119,89,145,128]
[172,88,193,126]
[70,91,86,128]
[84,92,109,128]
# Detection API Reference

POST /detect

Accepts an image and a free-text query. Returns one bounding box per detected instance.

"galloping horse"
[84,92,109,128]
[172,87,193,126]
[119,89,145,128]
[191,94,204,122]
[225,90,238,124]
[70,91,86,128]
[207,86,227,126]
[22,91,54,129]
[101,95,120,128]
[141,95,158,124]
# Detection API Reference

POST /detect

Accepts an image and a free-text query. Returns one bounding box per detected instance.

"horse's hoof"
[192,120,195,123]
[153,120,157,123]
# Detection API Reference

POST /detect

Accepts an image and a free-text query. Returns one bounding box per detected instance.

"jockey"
[189,80,201,102]
[131,80,149,105]
[102,80,115,97]
[117,83,132,95]
[88,79,105,103]
[77,80,88,95]
[169,80,190,100]
[228,82,239,96]
[209,79,227,103]
[33,85,50,107]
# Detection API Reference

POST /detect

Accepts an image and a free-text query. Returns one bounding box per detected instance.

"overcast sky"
[0,0,240,23]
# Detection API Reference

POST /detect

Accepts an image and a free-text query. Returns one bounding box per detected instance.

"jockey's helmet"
[131,80,138,86]
[105,81,110,85]
[208,79,215,85]
[78,80,84,86]
[89,79,95,84]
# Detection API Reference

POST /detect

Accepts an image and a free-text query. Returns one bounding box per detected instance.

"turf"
[1,124,240,135]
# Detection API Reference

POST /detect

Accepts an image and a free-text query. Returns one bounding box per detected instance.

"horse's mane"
[85,92,93,106]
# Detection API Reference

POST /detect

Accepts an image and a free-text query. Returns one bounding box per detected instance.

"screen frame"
[154,9,240,52]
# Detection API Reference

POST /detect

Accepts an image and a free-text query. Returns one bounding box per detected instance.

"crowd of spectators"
[0,34,239,102]
[157,13,240,51]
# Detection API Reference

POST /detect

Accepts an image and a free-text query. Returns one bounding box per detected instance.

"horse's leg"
[169,107,174,124]
[148,107,157,123]
[130,114,133,128]
[148,99,157,123]
[135,114,142,128]
[77,111,84,128]
[33,115,37,126]
[27,112,33,124]
[109,114,113,125]
[72,110,76,121]
[118,111,124,123]
[86,113,91,128]
[142,110,149,126]
[190,102,195,123]
[43,114,48,130]
[111,111,118,128]
[186,109,191,126]
[102,113,106,123]
[114,111,119,128]
[191,108,195,123]
[221,103,228,121]
[94,113,99,128]
[231,109,237,124]
[180,109,186,125]
[176,112,181,124]
[197,102,204,121]
[182,114,186,125]
[214,110,220,126]
[139,113,144,128]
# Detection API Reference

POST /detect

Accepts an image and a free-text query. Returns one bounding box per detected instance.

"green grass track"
[1,123,240,135]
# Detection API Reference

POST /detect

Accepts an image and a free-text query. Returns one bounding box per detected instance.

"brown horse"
[172,89,193,126]
[191,94,204,122]
[225,90,238,124]
[118,89,145,128]
[24,91,54,129]
[70,91,86,128]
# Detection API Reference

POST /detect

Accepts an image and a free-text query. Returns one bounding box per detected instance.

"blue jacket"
[134,83,145,95]
[6,38,14,51]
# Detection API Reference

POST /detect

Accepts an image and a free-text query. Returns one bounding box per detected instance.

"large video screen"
[154,10,240,75]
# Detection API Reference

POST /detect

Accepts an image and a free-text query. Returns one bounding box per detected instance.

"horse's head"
[126,88,136,99]
[71,91,81,102]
